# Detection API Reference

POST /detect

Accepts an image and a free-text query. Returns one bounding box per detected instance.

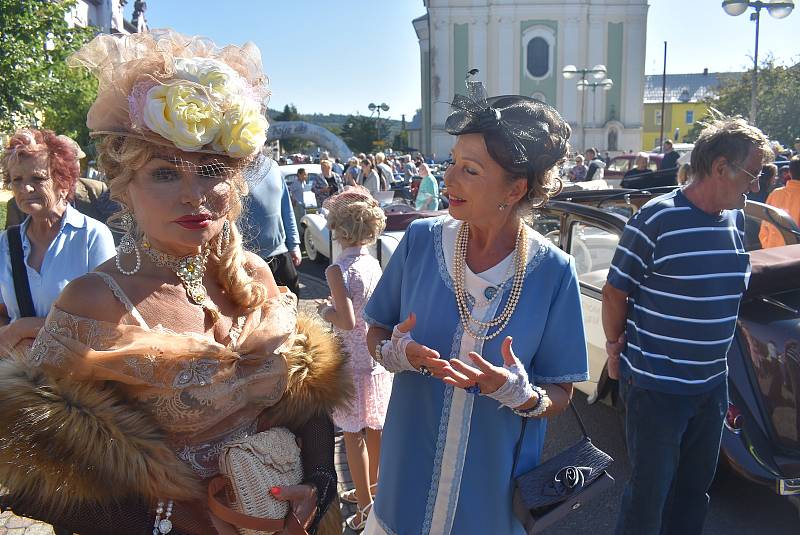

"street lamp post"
[578,78,614,128]
[721,0,794,125]
[562,64,608,149]
[368,102,390,148]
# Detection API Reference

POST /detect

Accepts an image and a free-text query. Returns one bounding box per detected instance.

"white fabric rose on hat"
[174,57,245,98]
[213,97,268,158]
[142,82,221,151]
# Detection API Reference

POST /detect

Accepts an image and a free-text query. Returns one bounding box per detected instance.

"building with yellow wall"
[643,71,740,150]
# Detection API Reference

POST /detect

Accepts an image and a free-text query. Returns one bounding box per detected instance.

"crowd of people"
[0,26,797,535]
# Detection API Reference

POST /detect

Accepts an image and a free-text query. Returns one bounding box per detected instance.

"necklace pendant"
[187,284,207,305]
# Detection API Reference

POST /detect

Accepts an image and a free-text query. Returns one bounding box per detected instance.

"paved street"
[2,261,797,534]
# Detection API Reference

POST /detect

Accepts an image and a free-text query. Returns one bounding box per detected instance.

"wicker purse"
[208,427,305,535]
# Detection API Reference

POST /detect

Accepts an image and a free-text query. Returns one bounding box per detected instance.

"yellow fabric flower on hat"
[213,97,268,158]
[143,82,221,151]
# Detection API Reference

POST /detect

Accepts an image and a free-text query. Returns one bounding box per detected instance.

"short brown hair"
[789,156,800,180]
[690,115,771,179]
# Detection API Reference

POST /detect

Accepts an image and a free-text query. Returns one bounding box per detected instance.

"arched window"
[522,27,555,81]
[527,38,549,78]
[607,129,619,151]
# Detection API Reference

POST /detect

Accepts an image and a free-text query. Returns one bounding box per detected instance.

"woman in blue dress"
[361,82,589,535]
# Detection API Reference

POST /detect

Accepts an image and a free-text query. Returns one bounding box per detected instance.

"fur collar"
[0,311,350,528]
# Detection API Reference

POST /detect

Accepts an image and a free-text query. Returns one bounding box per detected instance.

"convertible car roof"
[746,244,800,297]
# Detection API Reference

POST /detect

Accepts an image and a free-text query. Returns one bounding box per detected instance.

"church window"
[522,26,555,81]
[527,38,549,78]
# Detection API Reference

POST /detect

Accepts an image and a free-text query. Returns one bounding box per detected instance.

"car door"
[540,201,627,397]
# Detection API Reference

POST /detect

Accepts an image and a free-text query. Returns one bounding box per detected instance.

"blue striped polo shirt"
[607,189,750,394]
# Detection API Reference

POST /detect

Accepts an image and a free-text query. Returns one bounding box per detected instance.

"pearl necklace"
[142,240,211,307]
[453,221,528,341]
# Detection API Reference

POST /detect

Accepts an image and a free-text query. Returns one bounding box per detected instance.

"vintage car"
[299,199,445,268]
[535,187,800,509]
[280,163,323,212]
[604,152,663,186]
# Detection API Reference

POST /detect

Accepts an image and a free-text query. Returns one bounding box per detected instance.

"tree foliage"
[340,115,379,155]
[273,104,312,153]
[690,60,800,145]
[0,0,97,148]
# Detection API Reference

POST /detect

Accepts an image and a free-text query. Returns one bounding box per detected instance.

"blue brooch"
[484,286,498,300]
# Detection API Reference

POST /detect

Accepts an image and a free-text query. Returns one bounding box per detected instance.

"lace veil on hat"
[445,72,570,194]
[71,29,273,180]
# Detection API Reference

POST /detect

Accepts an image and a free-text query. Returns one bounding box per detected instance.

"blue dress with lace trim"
[362,216,589,535]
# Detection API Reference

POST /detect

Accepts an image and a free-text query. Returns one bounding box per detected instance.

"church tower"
[414,0,649,160]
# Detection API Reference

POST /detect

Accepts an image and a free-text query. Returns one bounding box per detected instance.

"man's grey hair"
[690,113,772,179]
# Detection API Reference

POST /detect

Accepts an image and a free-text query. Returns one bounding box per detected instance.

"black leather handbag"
[511,397,615,534]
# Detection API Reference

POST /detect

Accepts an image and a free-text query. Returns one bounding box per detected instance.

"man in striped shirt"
[602,117,772,535]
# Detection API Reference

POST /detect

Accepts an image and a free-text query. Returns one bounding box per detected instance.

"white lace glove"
[482,361,535,410]
[376,325,418,373]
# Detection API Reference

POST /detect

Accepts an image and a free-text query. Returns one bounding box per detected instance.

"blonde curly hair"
[323,187,386,247]
[98,135,269,312]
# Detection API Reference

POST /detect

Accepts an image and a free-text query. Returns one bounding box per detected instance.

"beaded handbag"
[208,427,305,535]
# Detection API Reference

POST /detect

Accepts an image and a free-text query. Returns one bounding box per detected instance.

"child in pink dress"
[316,187,392,531]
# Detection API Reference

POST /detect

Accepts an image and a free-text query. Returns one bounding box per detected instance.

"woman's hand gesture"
[395,313,452,378]
[442,336,520,395]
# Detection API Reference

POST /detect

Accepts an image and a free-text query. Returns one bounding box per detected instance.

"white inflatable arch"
[267,121,353,161]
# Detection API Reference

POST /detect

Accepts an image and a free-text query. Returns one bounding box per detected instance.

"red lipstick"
[174,213,212,230]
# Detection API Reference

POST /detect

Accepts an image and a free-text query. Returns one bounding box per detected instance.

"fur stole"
[0,311,350,531]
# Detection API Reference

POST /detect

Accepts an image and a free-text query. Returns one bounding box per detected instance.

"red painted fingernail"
[270,486,281,496]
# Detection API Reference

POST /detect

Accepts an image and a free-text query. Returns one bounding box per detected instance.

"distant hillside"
[267,109,403,137]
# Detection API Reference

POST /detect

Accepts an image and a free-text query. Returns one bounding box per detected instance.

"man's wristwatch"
[512,385,550,418]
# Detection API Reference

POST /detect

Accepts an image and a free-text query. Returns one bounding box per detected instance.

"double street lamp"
[562,64,608,149]
[578,78,614,127]
[721,0,794,125]
[368,102,390,146]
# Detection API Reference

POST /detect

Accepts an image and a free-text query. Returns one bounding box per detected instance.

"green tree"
[689,60,800,145]
[273,104,309,153]
[340,115,378,155]
[392,130,410,151]
[0,0,97,147]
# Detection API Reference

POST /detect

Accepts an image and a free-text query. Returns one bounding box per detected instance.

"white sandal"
[345,501,373,532]
[339,482,378,504]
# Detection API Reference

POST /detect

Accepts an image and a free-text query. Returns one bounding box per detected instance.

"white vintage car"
[300,194,445,269]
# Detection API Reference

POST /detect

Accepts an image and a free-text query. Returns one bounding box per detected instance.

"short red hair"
[1,128,80,201]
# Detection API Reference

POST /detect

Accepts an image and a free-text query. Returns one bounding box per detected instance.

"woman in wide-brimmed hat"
[0,30,349,535]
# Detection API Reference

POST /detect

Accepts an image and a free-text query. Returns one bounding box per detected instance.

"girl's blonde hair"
[98,135,269,312]
[324,187,386,247]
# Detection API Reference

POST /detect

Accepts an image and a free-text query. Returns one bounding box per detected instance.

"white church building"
[413,0,649,160]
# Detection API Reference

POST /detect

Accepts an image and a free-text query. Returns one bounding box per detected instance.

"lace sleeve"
[26,307,111,368]
[292,413,337,534]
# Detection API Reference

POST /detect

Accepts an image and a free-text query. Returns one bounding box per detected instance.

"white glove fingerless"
[375,326,418,373]
[483,362,535,410]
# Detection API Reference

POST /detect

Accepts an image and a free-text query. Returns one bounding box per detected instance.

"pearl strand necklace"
[453,221,528,340]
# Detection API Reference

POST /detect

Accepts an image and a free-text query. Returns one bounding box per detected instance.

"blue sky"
[134,1,799,121]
